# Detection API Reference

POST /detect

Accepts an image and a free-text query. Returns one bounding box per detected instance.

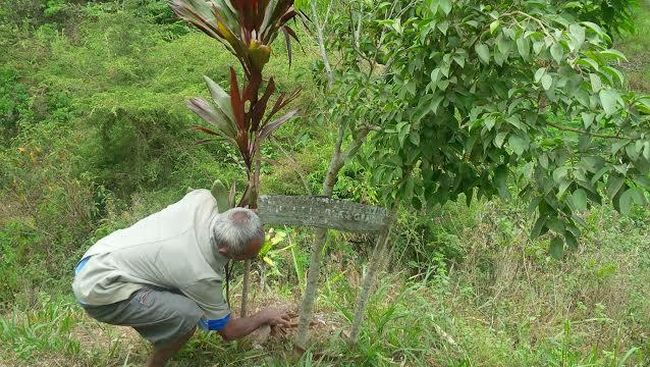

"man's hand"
[218,307,295,341]
[258,307,292,328]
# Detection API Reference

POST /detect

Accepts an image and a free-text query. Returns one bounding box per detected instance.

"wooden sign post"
[258,195,389,233]
[256,194,391,347]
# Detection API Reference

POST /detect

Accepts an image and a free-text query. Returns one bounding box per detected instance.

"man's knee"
[139,290,203,347]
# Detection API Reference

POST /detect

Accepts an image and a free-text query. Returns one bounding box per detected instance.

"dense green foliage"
[1,0,649,366]
[323,0,650,260]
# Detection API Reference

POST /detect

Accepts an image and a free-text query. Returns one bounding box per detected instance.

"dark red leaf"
[196,139,215,145]
[280,9,297,23]
[265,87,301,124]
[243,72,262,105]
[258,110,298,142]
[282,27,293,67]
[192,125,221,136]
[251,77,276,131]
[267,91,286,123]
[229,67,247,132]
[283,25,300,42]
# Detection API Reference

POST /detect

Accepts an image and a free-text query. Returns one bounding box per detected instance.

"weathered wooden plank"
[258,195,389,233]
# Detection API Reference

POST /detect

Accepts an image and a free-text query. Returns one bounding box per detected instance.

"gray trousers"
[82,287,203,347]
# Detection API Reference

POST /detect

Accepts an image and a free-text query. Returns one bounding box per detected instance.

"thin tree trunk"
[294,226,328,349]
[350,204,398,343]
[294,126,344,349]
[241,153,261,317]
[241,259,251,316]
[295,126,371,348]
[294,2,374,346]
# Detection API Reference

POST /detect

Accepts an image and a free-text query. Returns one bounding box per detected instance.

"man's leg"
[146,326,196,367]
[82,288,203,367]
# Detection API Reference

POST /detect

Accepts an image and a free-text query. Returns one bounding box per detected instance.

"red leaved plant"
[170,0,302,187]
[170,0,303,317]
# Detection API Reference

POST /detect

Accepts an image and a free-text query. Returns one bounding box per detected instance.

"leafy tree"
[552,0,638,37]
[169,0,302,316]
[325,0,649,342]
[293,0,389,347]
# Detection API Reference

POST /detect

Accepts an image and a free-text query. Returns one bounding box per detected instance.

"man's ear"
[217,244,229,257]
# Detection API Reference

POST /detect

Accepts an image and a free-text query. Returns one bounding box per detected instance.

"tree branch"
[311,0,334,88]
[545,121,632,140]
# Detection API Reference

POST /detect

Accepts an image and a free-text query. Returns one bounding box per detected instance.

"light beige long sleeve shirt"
[72,189,230,320]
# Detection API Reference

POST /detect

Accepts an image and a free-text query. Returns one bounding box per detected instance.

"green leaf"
[619,188,645,215]
[409,130,421,146]
[438,21,449,35]
[599,89,620,116]
[497,34,511,56]
[602,65,625,86]
[550,43,564,64]
[606,175,625,200]
[626,143,641,161]
[453,54,466,68]
[485,116,496,130]
[494,166,510,199]
[553,166,568,184]
[534,67,546,83]
[211,179,230,212]
[516,37,530,59]
[541,74,553,90]
[531,216,546,238]
[577,57,599,71]
[494,131,507,148]
[581,112,595,129]
[589,73,601,93]
[619,187,635,215]
[475,43,490,64]
[600,49,627,62]
[565,231,578,249]
[508,135,528,156]
[547,218,565,234]
[581,156,605,173]
[397,121,410,147]
[570,188,587,211]
[391,18,403,34]
[490,20,500,34]
[439,0,452,15]
[550,236,564,259]
[569,24,585,50]
[539,154,549,169]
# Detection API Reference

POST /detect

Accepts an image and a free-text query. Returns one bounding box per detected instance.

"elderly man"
[72,189,290,367]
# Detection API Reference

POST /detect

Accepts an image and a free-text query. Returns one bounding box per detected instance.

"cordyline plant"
[169,0,302,316]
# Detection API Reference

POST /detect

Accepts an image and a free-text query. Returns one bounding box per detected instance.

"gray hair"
[212,208,264,255]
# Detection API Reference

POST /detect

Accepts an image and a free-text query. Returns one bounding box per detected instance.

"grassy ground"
[1,1,650,366]
[1,201,649,366]
[618,0,650,92]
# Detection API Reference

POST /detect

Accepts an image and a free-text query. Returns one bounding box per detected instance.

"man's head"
[212,207,264,261]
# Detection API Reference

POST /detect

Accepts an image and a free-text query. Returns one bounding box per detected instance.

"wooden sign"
[258,195,389,233]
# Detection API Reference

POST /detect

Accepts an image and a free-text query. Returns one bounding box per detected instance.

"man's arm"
[218,307,291,341]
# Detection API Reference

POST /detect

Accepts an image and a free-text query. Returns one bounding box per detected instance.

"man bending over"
[72,189,290,366]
